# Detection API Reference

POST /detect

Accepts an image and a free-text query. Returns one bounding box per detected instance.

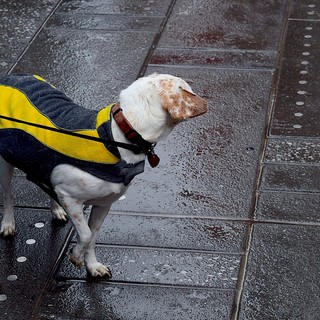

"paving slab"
[113,66,273,218]
[0,208,72,319]
[240,223,320,320]
[265,138,320,164]
[57,245,241,288]
[36,281,234,320]
[93,214,248,252]
[157,0,286,51]
[261,164,320,193]
[256,191,320,223]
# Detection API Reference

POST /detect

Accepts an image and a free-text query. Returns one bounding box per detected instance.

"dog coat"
[0,74,145,201]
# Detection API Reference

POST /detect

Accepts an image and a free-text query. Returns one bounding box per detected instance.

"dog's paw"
[51,205,68,222]
[0,222,16,237]
[87,263,112,279]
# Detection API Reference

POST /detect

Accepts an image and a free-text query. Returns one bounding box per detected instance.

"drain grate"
[271,3,320,137]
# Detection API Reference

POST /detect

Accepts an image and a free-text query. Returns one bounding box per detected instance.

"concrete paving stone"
[240,223,320,320]
[271,20,320,136]
[261,164,320,192]
[157,0,286,51]
[0,208,72,319]
[150,48,276,70]
[291,0,320,20]
[36,281,234,320]
[112,66,273,218]
[0,0,58,60]
[13,28,155,106]
[265,138,320,164]
[57,0,172,16]
[46,13,163,31]
[57,245,241,288]
[95,213,248,252]
[256,191,320,223]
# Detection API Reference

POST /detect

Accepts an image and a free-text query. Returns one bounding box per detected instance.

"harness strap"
[0,114,142,154]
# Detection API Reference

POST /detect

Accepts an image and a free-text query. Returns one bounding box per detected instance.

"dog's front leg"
[84,205,112,278]
[59,196,92,268]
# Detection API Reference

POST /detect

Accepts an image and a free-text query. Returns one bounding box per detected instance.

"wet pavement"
[0,0,320,319]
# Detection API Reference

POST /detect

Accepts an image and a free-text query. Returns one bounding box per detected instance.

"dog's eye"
[179,86,196,96]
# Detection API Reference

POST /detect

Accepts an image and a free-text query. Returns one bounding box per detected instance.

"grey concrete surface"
[0,0,320,319]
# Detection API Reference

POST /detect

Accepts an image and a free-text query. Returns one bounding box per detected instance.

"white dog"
[0,73,207,277]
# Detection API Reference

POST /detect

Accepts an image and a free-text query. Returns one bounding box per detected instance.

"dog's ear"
[163,86,208,122]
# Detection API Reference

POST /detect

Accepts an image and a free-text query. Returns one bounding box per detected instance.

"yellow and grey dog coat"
[0,74,145,200]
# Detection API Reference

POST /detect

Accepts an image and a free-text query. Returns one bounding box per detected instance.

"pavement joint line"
[109,211,253,221]
[267,7,293,139]
[51,12,165,18]
[230,224,254,320]
[259,189,320,195]
[289,18,320,22]
[32,227,75,316]
[267,135,320,141]
[44,27,157,33]
[148,64,275,72]
[69,242,244,256]
[263,161,320,167]
[55,278,237,291]
[264,160,320,167]
[0,205,52,211]
[138,0,177,77]
[154,47,279,54]
[253,219,320,227]
[261,187,320,193]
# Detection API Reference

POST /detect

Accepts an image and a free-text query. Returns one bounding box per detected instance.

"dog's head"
[119,73,208,142]
[148,73,208,122]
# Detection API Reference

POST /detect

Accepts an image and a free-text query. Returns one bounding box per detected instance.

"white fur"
[0,73,207,277]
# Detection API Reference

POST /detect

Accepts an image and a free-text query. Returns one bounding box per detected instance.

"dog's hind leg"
[0,156,15,236]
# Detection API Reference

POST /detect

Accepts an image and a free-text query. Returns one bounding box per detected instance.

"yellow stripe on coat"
[0,86,119,164]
